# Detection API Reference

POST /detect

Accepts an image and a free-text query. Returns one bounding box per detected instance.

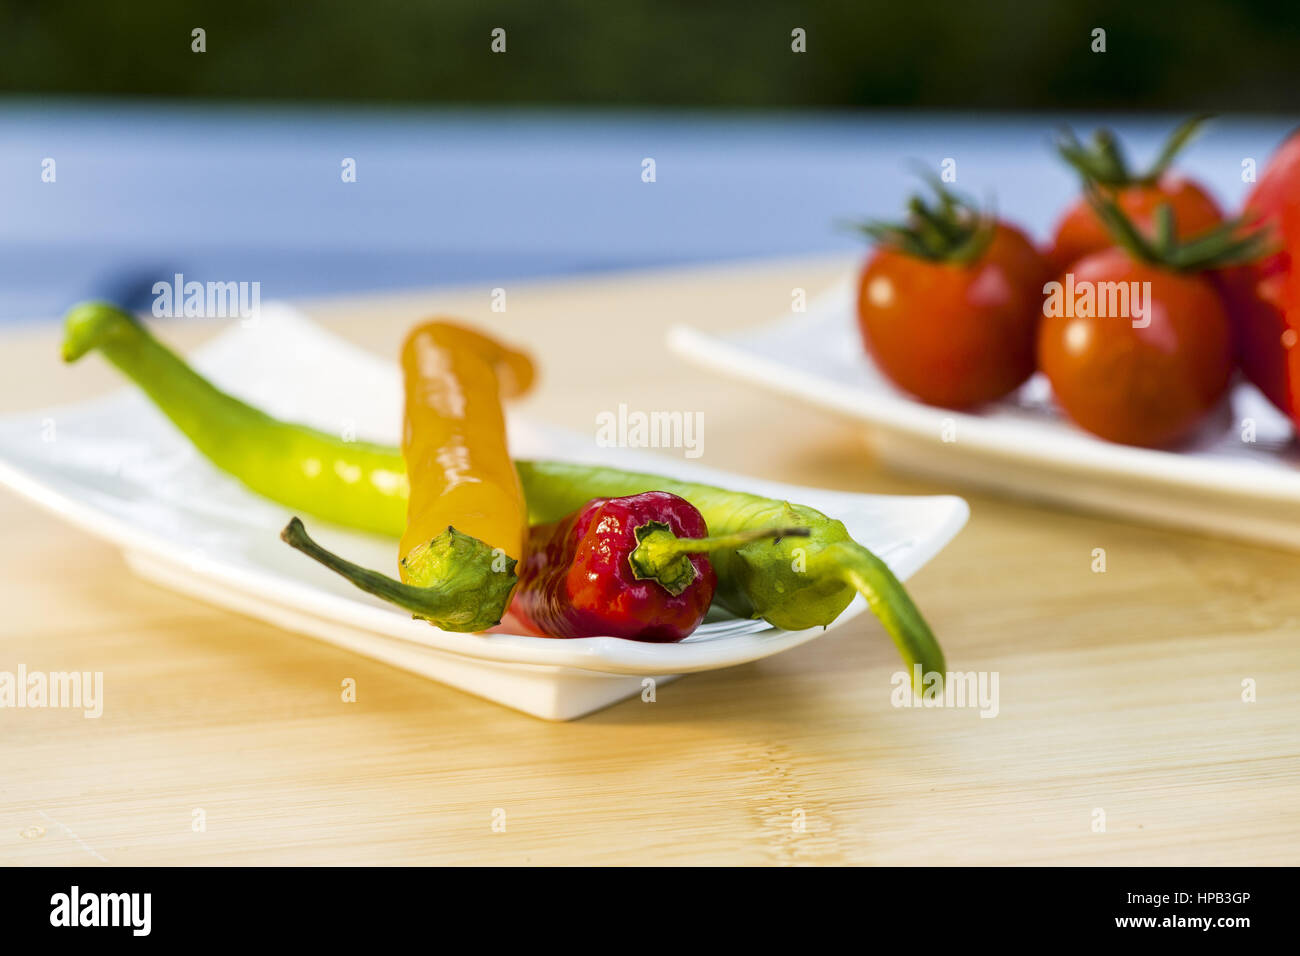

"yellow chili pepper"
[280,319,535,632]
[398,319,533,582]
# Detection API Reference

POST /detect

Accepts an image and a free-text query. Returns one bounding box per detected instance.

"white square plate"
[670,280,1300,552]
[0,305,968,719]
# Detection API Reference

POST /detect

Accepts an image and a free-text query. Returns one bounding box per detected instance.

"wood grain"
[1,256,1297,865]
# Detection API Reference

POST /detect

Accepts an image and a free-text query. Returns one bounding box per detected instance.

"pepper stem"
[629,523,810,597]
[280,517,517,632]
[818,541,945,689]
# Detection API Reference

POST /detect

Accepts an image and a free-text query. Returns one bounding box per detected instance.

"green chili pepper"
[62,301,409,537]
[62,301,945,681]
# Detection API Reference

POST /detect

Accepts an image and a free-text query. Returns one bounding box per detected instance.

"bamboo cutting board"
[1,256,1297,865]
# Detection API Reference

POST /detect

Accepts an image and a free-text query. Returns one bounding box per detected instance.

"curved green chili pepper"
[62,301,409,537]
[62,301,945,681]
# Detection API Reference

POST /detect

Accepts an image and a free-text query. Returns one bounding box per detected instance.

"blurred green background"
[5,0,1296,319]
[2,0,1297,110]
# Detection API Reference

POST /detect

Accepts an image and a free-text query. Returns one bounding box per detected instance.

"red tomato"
[1214,261,1292,417]
[1225,130,1300,428]
[1038,248,1234,448]
[1243,128,1300,262]
[1048,177,1223,274]
[857,223,1050,409]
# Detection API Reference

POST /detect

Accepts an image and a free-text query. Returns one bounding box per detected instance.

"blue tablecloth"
[1,100,1292,322]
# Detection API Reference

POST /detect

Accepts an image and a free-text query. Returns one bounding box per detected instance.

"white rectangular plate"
[670,280,1300,552]
[0,305,968,720]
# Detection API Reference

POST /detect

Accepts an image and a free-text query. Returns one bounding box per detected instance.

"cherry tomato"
[1048,177,1223,274]
[857,223,1050,409]
[1038,248,1234,448]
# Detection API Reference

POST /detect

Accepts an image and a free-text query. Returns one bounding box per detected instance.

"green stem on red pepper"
[629,522,809,596]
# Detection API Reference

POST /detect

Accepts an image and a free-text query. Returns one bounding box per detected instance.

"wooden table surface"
[2,256,1297,866]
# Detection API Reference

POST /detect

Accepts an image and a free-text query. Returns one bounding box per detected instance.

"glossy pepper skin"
[284,319,535,631]
[509,492,717,642]
[396,321,533,596]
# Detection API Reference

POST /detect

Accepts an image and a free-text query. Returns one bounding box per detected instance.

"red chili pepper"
[507,491,806,642]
